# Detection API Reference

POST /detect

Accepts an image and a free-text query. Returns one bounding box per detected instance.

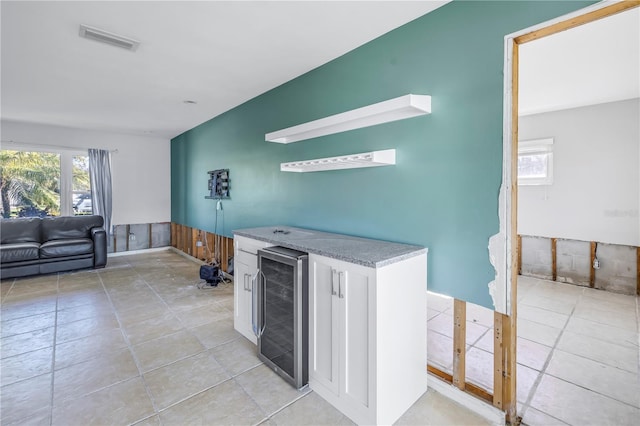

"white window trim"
[518,137,554,186]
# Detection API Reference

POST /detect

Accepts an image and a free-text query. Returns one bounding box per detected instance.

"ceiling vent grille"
[79,24,140,51]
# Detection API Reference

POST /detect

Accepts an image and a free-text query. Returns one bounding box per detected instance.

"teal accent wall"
[171,0,595,308]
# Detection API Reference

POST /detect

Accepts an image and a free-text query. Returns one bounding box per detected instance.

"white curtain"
[88,149,113,242]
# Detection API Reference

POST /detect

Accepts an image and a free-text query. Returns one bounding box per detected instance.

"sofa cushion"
[40,239,94,259]
[0,242,41,263]
[0,218,41,244]
[41,215,104,241]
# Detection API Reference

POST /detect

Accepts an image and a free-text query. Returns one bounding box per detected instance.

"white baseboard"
[428,377,505,426]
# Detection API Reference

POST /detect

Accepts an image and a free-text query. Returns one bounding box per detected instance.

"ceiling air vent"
[79,24,140,51]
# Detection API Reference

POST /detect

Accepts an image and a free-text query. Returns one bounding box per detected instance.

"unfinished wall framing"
[519,234,640,295]
[108,222,171,253]
[170,223,234,272]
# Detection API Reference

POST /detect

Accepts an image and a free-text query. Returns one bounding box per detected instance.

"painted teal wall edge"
[171,0,595,309]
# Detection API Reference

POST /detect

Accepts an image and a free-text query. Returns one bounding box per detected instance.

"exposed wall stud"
[493,313,504,410]
[590,242,597,288]
[636,246,639,296]
[453,299,467,390]
[551,238,557,281]
[125,224,130,251]
[517,235,522,275]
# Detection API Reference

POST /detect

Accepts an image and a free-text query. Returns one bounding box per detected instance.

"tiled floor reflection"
[1,250,487,426]
[427,275,640,426]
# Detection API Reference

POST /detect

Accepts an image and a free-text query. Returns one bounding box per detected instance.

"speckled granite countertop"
[233,226,426,268]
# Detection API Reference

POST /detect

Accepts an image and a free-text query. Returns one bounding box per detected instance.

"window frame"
[3,144,88,217]
[517,137,554,186]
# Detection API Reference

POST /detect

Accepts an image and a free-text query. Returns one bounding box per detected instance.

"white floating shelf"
[281,149,396,173]
[266,94,431,144]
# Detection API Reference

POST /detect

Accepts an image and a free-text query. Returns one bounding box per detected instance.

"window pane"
[518,152,548,179]
[0,150,60,218]
[72,155,92,215]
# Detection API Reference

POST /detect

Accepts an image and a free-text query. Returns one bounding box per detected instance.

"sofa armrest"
[91,227,107,268]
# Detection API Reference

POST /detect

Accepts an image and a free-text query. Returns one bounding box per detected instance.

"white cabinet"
[233,236,271,344]
[309,253,427,426]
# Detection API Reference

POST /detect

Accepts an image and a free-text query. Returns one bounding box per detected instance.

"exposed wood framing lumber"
[453,300,467,390]
[551,238,557,281]
[170,223,234,272]
[427,365,494,404]
[517,235,522,275]
[637,247,640,296]
[148,223,153,248]
[493,313,504,410]
[590,242,597,288]
[514,1,640,44]
[125,224,130,251]
[505,35,519,425]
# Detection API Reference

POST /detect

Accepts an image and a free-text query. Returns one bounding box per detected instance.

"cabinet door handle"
[251,270,259,336]
[259,270,267,338]
[243,273,248,291]
[330,268,337,296]
[338,271,345,299]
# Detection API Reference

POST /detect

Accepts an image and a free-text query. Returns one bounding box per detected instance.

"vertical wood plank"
[517,235,522,275]
[191,228,198,258]
[125,224,130,251]
[590,242,597,288]
[493,312,504,410]
[452,299,466,390]
[506,37,519,424]
[551,238,557,281]
[207,232,215,264]
[636,247,639,296]
[170,223,176,247]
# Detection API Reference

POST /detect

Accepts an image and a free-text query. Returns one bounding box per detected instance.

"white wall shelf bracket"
[266,94,431,144]
[281,149,396,173]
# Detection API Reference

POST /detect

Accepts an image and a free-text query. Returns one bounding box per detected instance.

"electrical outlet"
[129,233,136,241]
[196,240,203,247]
[593,258,600,269]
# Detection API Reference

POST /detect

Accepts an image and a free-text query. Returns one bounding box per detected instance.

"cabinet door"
[338,266,372,410]
[233,258,257,344]
[309,256,340,395]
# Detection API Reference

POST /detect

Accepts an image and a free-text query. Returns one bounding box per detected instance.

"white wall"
[1,120,171,227]
[518,98,640,246]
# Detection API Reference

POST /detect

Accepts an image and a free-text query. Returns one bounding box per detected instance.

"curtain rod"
[1,139,118,154]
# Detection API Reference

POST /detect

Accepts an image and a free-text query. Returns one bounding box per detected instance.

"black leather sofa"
[0,215,107,279]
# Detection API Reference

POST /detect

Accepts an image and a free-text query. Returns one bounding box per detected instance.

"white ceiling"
[519,7,640,116]
[1,1,449,139]
[2,2,637,140]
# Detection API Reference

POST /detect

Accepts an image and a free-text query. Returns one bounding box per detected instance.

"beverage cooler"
[256,246,309,389]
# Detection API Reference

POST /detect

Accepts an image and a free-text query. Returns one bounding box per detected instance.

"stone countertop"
[233,226,426,268]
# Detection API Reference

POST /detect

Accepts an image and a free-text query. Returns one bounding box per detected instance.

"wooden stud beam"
[514,1,640,44]
[125,224,130,251]
[636,247,640,296]
[427,365,494,405]
[493,312,504,411]
[551,238,557,281]
[517,235,522,275]
[590,242,597,288]
[452,300,467,390]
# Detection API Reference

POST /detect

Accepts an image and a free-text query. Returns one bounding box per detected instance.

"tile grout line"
[48,272,60,426]
[96,257,164,421]
[520,285,583,420]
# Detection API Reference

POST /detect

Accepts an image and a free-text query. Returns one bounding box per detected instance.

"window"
[1,147,89,218]
[72,155,92,215]
[518,138,553,185]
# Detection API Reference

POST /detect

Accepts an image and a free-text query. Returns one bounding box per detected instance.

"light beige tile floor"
[1,249,488,426]
[427,275,640,426]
